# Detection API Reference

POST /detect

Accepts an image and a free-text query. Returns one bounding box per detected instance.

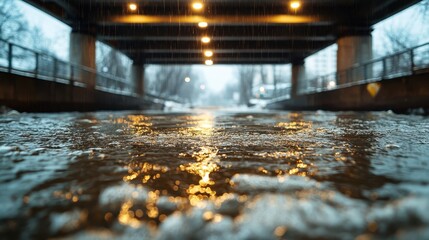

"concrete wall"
[267,72,429,112]
[69,32,97,89]
[337,35,373,85]
[131,64,145,96]
[0,72,163,112]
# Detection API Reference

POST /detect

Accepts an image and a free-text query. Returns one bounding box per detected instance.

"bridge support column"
[69,31,96,89]
[337,27,372,85]
[291,60,306,98]
[131,63,145,96]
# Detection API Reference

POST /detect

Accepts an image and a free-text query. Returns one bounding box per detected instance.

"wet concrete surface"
[1,109,429,239]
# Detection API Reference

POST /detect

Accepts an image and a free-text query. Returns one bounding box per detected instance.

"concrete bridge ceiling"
[24,0,421,64]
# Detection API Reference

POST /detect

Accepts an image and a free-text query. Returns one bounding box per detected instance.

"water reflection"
[180,113,215,137]
[320,113,396,198]
[1,110,429,239]
[276,112,313,133]
[180,146,220,205]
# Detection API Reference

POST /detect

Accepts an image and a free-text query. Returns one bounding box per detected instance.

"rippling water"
[1,109,429,239]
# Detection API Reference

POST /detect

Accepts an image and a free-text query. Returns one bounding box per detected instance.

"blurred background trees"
[0,0,52,53]
[2,0,428,106]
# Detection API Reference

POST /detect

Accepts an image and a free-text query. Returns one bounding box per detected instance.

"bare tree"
[97,42,130,79]
[0,0,30,43]
[145,65,201,103]
[237,65,255,105]
[28,27,52,54]
[272,65,283,98]
[378,0,429,74]
[1,0,57,74]
[381,0,429,53]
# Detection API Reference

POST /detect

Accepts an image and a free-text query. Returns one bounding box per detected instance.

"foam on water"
[61,174,429,240]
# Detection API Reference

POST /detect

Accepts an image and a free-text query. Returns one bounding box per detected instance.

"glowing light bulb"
[204,50,213,57]
[129,3,138,11]
[201,36,211,44]
[205,60,213,66]
[192,2,203,10]
[198,22,208,28]
[290,1,301,10]
[185,77,191,83]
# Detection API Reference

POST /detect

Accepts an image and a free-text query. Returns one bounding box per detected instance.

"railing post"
[34,52,39,78]
[53,57,57,81]
[382,58,387,79]
[363,64,368,80]
[347,69,351,83]
[410,49,415,74]
[70,64,74,85]
[7,43,13,73]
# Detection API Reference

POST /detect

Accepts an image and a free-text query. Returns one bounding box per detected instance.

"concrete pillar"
[69,31,96,89]
[131,63,145,96]
[291,60,306,98]
[337,32,372,85]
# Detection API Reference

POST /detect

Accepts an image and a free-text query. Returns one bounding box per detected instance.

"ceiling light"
[192,2,203,10]
[201,36,211,43]
[129,3,138,11]
[198,22,208,28]
[205,59,213,66]
[290,1,301,10]
[204,50,213,57]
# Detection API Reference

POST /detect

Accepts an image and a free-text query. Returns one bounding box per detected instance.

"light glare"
[290,1,301,10]
[198,22,208,28]
[185,77,191,83]
[201,37,211,43]
[129,3,138,11]
[204,50,213,57]
[205,60,213,66]
[192,2,203,10]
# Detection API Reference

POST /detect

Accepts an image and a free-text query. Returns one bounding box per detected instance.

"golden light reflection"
[179,146,220,206]
[123,162,168,183]
[276,121,312,132]
[53,189,83,203]
[113,115,153,135]
[255,151,302,159]
[116,189,164,225]
[179,114,215,136]
[118,200,141,228]
[287,160,312,177]
[146,191,159,219]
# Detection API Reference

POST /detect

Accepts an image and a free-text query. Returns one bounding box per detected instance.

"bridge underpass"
[0,0,428,111]
[3,2,429,239]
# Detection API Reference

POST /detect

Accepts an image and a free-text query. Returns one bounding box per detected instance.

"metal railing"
[299,42,429,94]
[144,92,185,104]
[0,39,133,95]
